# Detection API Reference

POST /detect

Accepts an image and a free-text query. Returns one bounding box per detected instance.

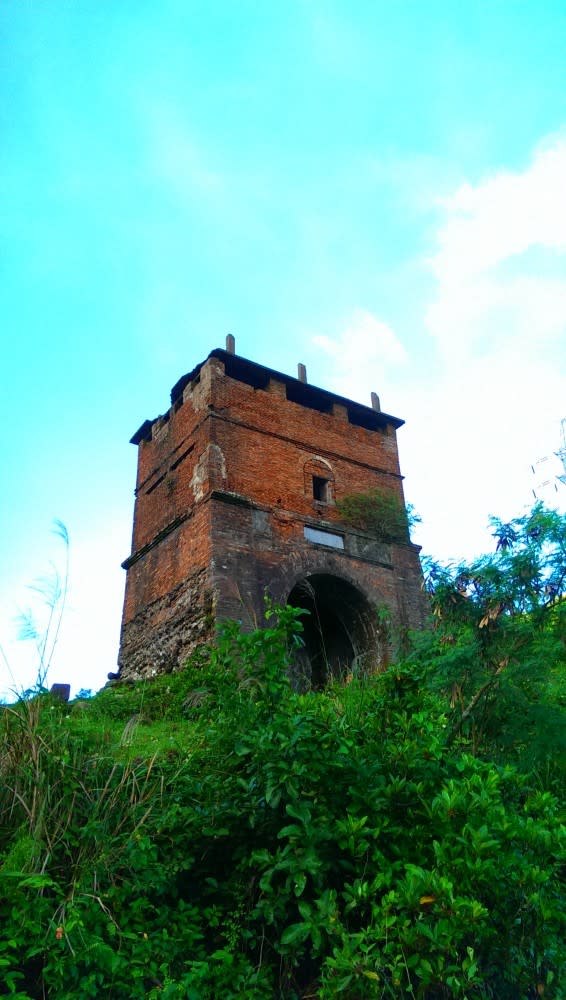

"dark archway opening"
[287,574,381,691]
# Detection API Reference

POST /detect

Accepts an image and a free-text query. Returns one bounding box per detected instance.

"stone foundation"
[118,569,214,681]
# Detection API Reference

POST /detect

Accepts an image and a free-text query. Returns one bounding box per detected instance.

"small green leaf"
[281,922,309,947]
[294,873,307,897]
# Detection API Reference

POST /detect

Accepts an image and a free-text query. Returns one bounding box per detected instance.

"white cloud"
[432,138,566,277]
[312,308,407,404]
[408,134,566,556]
[310,136,566,562]
[395,353,566,561]
[427,136,566,361]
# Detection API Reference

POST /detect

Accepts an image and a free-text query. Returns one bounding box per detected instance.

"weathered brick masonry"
[118,341,427,685]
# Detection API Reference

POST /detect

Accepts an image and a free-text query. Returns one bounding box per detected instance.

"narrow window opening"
[313,476,330,502]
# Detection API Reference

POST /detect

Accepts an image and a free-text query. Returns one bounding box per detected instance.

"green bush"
[420,504,566,777]
[336,489,412,543]
[0,586,564,997]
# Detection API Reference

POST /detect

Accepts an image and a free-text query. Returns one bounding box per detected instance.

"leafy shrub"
[421,503,566,774]
[0,575,565,997]
[336,489,412,543]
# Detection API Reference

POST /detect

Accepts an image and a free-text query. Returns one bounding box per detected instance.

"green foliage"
[1,526,565,998]
[421,503,566,771]
[336,489,413,543]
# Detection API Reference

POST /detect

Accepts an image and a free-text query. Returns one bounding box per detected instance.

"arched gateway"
[287,573,383,691]
[117,339,427,683]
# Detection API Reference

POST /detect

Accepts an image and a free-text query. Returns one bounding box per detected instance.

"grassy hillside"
[1,508,565,999]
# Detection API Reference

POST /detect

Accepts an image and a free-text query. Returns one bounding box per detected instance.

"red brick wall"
[210,364,403,520]
[122,503,212,624]
[126,353,405,569]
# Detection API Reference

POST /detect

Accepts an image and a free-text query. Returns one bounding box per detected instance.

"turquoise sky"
[2,1,565,696]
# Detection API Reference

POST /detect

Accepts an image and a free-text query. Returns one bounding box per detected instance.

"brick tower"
[118,338,427,686]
